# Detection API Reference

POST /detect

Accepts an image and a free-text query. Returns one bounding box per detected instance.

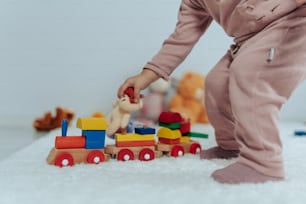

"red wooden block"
[158,137,180,145]
[116,140,155,147]
[55,136,86,149]
[158,112,183,124]
[180,120,191,134]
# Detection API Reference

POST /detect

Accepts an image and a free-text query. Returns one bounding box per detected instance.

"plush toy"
[168,71,209,124]
[134,78,170,125]
[106,88,143,137]
[33,106,74,131]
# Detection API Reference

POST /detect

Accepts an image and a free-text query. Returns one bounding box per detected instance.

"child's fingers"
[117,82,131,98]
[117,86,124,98]
[133,86,141,103]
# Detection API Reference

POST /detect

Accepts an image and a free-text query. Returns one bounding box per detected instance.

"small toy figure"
[106,88,143,137]
[33,106,74,131]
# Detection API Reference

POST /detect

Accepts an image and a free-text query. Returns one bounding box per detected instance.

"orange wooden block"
[116,140,156,147]
[158,137,180,145]
[55,136,86,149]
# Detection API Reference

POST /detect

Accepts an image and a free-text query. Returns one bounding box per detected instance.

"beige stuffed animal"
[106,94,143,137]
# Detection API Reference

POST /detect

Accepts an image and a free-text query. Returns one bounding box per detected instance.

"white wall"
[1,0,305,121]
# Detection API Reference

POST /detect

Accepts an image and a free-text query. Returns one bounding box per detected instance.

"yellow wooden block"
[116,133,155,142]
[76,117,107,130]
[180,136,190,143]
[157,127,181,139]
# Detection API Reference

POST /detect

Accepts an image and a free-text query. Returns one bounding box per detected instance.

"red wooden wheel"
[117,149,134,161]
[189,143,202,154]
[55,153,74,167]
[171,145,185,157]
[87,150,105,164]
[139,148,155,161]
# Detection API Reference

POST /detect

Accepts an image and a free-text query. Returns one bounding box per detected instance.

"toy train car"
[105,127,163,161]
[155,112,205,157]
[47,112,208,167]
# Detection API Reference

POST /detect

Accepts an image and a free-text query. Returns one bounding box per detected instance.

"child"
[117,0,306,184]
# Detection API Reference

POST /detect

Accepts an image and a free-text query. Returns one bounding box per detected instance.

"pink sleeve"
[144,0,212,80]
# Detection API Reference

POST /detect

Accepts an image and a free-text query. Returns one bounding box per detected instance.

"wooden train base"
[156,141,201,157]
[104,140,201,161]
[104,145,163,161]
[47,148,110,167]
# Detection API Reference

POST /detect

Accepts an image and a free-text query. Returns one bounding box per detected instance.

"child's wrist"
[142,68,160,81]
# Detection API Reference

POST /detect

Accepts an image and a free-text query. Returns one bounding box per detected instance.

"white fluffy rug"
[1,121,306,204]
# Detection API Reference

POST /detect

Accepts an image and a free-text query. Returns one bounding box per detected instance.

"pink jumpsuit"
[144,0,306,178]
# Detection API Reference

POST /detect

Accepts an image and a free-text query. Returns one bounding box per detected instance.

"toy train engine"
[47,118,110,167]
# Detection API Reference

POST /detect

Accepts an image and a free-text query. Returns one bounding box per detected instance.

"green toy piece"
[183,132,209,139]
[158,122,181,129]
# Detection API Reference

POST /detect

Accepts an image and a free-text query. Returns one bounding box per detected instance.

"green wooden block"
[183,132,209,139]
[158,122,181,129]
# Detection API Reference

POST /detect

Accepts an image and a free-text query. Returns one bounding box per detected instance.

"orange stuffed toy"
[168,71,209,124]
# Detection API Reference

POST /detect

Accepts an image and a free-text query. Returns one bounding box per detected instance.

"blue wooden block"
[82,130,105,138]
[82,130,106,149]
[85,139,105,149]
[135,127,156,135]
[85,136,105,149]
[294,130,306,136]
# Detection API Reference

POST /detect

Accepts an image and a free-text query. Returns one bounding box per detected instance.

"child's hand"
[117,69,160,103]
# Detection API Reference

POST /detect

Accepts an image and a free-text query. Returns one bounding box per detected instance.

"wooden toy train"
[47,112,208,167]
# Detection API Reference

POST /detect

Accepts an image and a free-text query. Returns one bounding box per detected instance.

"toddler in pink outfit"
[118,0,306,184]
